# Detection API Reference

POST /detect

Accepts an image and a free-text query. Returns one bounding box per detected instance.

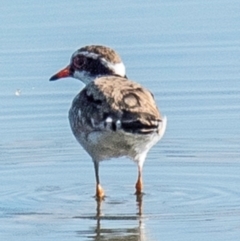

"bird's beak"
[49,65,71,81]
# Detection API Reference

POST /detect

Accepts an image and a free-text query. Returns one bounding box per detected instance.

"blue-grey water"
[1,1,240,240]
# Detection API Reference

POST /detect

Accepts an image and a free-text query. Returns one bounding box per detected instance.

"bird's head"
[49,45,126,84]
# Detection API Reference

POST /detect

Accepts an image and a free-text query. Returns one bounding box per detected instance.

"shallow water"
[1,0,240,240]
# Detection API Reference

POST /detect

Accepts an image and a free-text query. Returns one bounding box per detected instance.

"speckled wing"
[72,76,163,134]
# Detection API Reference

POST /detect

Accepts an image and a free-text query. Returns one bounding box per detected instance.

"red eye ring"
[73,55,86,68]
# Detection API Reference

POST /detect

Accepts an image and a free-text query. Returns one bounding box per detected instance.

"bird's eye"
[73,55,86,68]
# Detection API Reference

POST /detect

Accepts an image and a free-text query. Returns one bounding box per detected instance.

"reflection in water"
[136,194,144,216]
[76,196,147,241]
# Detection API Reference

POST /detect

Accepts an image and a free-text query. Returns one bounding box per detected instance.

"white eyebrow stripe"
[72,50,126,77]
[102,61,126,77]
[77,51,100,59]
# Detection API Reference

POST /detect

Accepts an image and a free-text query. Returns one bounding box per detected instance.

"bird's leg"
[135,164,143,195]
[93,160,105,199]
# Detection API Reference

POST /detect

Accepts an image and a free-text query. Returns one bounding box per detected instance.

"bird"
[49,45,167,199]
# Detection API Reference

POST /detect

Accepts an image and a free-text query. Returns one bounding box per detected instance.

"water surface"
[1,0,240,240]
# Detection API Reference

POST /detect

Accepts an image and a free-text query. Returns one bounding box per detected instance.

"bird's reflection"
[94,195,144,241]
[136,193,144,216]
[76,195,147,241]
[95,194,144,217]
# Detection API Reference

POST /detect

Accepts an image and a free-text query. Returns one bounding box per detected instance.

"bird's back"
[69,76,166,161]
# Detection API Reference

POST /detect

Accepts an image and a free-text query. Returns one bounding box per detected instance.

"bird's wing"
[73,76,163,134]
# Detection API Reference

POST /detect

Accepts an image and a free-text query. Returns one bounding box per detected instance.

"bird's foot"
[95,184,105,200]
